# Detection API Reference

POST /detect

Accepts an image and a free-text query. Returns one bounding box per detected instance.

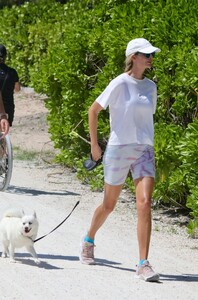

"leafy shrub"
[187,188,198,238]
[178,120,198,231]
[153,123,187,205]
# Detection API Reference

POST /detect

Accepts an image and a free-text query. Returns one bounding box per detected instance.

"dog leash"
[34,201,80,243]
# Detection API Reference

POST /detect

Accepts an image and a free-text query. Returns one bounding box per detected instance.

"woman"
[80,38,160,282]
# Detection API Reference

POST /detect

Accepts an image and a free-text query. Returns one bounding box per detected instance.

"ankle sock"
[138,259,146,266]
[84,235,94,244]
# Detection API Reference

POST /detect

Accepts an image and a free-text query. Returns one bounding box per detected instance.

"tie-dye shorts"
[103,144,155,185]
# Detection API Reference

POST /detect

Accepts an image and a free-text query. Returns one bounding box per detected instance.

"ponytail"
[124,54,134,72]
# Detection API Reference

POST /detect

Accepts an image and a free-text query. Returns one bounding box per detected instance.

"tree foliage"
[0,0,197,233]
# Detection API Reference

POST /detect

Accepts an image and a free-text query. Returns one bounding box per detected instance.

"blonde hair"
[124,53,135,72]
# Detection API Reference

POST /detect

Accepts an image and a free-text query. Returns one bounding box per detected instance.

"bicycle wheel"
[0,134,13,191]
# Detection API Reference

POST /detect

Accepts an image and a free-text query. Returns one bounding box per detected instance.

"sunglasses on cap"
[136,52,156,58]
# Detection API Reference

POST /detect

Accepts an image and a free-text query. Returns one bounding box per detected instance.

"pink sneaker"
[135,260,160,282]
[79,237,95,265]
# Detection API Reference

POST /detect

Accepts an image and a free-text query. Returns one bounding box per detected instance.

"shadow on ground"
[13,253,135,272]
[5,185,80,197]
[160,273,198,282]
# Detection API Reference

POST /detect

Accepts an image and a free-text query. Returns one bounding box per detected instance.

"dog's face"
[21,212,38,237]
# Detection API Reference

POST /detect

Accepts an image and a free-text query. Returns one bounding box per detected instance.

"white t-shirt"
[96,73,157,146]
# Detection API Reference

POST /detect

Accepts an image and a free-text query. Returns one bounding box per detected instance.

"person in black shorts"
[0,44,20,126]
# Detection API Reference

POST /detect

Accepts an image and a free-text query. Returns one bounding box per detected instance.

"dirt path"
[0,89,197,300]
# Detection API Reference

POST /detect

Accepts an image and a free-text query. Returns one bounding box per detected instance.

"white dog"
[0,209,40,264]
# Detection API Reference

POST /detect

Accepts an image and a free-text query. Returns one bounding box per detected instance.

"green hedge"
[0,0,197,234]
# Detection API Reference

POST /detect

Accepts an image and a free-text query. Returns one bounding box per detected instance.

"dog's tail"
[3,209,24,218]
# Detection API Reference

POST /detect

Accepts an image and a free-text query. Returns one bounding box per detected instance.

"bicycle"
[0,133,13,191]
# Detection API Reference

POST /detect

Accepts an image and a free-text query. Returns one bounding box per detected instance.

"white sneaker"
[79,236,95,265]
[135,260,160,282]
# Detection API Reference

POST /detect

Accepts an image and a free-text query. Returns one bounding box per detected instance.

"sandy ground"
[0,88,197,300]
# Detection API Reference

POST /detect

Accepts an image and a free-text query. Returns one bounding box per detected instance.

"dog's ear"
[33,211,37,218]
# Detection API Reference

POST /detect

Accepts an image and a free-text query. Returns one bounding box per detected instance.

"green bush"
[187,188,198,238]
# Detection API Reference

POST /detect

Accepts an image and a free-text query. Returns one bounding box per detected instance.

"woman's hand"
[0,118,9,136]
[91,143,102,162]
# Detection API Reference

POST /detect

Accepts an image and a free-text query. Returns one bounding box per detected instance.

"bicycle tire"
[0,134,13,191]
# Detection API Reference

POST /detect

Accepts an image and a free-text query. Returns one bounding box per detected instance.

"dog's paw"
[1,253,7,258]
[9,259,16,263]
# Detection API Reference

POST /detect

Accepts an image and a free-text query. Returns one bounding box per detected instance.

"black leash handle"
[34,201,80,243]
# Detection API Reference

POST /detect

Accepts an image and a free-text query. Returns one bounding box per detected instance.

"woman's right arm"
[88,101,103,161]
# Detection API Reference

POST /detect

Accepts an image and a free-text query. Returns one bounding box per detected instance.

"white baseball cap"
[125,38,161,57]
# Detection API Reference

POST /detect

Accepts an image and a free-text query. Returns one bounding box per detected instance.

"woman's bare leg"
[134,177,154,260]
[88,183,123,240]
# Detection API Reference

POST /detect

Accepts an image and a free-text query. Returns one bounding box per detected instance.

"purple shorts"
[103,144,155,186]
